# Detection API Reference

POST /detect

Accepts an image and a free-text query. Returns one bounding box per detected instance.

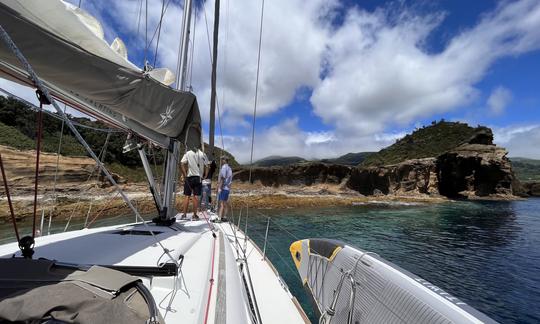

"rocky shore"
[1,120,536,225]
[236,127,527,201]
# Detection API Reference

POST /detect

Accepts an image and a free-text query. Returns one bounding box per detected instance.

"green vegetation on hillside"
[361,121,489,166]
[253,155,306,167]
[0,96,238,181]
[321,152,374,166]
[510,158,540,181]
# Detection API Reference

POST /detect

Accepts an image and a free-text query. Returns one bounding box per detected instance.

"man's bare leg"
[182,195,190,217]
[218,200,224,219]
[192,195,199,216]
[222,201,229,220]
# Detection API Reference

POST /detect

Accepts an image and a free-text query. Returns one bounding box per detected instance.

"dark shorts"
[184,176,202,196]
[219,189,230,201]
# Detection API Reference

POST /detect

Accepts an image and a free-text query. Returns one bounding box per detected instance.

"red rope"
[203,233,218,324]
[0,152,20,242]
[32,98,44,238]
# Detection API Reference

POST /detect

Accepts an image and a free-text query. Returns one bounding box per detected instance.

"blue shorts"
[219,189,230,201]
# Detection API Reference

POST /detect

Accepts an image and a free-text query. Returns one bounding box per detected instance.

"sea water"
[1,198,539,323]
[246,198,540,324]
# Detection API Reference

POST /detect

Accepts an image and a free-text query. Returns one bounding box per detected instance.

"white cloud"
[222,118,399,163]
[3,0,540,160]
[311,0,540,136]
[494,125,540,159]
[305,131,335,145]
[487,86,512,115]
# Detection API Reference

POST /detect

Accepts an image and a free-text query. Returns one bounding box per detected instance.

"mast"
[160,0,194,222]
[209,0,220,159]
[175,0,193,91]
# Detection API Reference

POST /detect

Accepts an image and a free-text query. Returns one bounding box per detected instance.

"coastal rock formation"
[436,144,516,198]
[522,181,540,197]
[234,163,351,187]
[343,123,523,199]
[347,158,439,196]
[0,145,115,194]
[346,143,520,199]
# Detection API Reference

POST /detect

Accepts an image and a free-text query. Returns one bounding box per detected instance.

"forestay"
[0,0,201,148]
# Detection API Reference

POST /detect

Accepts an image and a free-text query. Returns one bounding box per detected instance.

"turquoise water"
[245,198,540,324]
[2,198,539,323]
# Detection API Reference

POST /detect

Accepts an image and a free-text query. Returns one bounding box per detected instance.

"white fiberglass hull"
[0,215,308,324]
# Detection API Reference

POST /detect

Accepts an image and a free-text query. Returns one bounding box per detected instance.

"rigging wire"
[142,0,173,68]
[152,0,166,67]
[64,131,113,232]
[144,0,148,66]
[216,0,231,153]
[86,191,120,228]
[136,0,143,38]
[83,131,111,228]
[0,22,178,267]
[188,4,197,90]
[47,104,67,235]
[248,0,265,182]
[0,87,123,133]
[32,92,46,239]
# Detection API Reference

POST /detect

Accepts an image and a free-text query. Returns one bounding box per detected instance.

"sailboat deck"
[0,215,309,323]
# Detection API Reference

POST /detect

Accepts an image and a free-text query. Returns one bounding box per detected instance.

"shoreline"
[2,181,528,224]
[1,187,449,224]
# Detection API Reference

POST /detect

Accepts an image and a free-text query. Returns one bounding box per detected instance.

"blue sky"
[1,0,539,162]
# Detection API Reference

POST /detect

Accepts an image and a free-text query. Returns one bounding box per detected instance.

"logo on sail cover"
[157,103,175,129]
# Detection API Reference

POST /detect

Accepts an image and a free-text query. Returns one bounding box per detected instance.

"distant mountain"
[510,157,540,181]
[361,121,492,166]
[253,155,307,167]
[320,152,374,166]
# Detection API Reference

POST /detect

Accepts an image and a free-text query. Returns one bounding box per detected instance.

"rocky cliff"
[436,144,516,198]
[346,126,523,200]
[235,124,523,200]
[346,143,520,199]
[234,163,351,187]
[522,181,540,197]
[347,158,439,196]
[0,145,114,195]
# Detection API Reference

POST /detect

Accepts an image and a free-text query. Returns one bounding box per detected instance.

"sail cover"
[0,0,201,148]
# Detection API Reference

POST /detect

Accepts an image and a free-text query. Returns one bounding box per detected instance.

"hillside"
[361,121,492,166]
[510,157,540,181]
[253,155,306,167]
[0,95,238,182]
[321,152,374,166]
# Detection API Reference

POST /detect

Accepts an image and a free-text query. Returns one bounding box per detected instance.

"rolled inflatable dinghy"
[290,239,497,324]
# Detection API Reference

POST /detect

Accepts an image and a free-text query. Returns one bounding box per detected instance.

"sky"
[1,0,540,163]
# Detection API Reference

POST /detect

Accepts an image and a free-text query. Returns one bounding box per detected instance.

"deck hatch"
[110,230,164,236]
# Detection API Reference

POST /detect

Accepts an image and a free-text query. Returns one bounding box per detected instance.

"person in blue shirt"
[217,156,232,222]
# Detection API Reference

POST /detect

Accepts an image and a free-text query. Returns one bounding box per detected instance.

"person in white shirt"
[217,156,233,221]
[180,147,208,220]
